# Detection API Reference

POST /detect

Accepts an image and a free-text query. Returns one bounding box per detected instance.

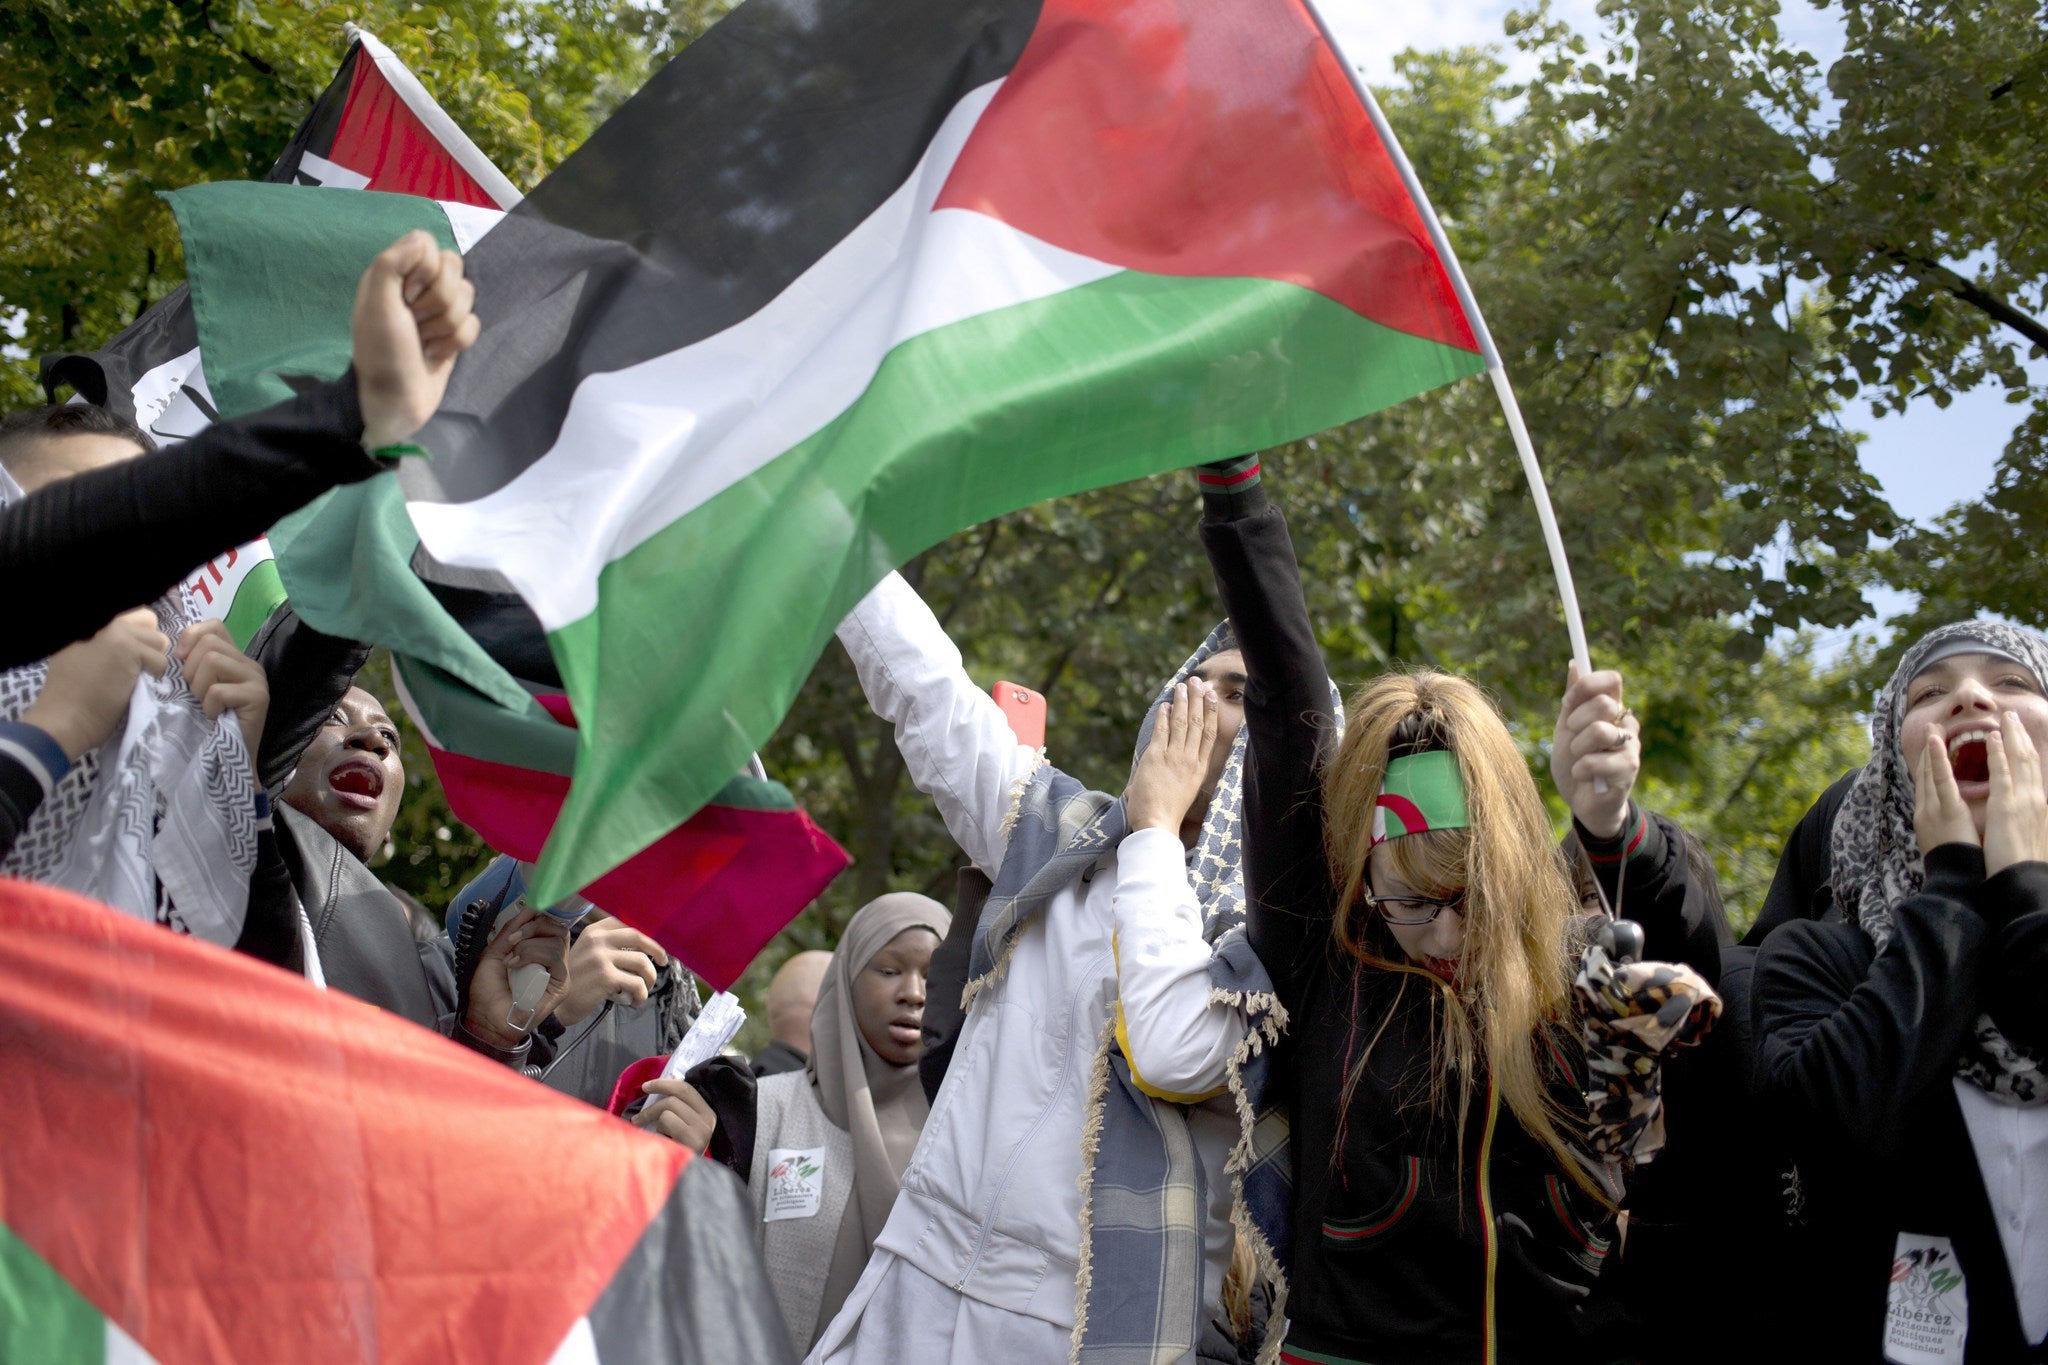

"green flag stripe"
[0,1224,109,1365]
[223,559,288,651]
[165,183,456,420]
[533,268,1482,899]
[393,654,799,813]
[394,654,577,775]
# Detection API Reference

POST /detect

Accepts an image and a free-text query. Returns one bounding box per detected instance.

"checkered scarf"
[964,624,1303,1365]
[0,585,257,943]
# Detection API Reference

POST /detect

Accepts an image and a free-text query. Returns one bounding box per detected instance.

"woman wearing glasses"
[1196,469,1724,1365]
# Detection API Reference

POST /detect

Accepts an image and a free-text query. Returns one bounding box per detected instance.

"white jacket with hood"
[827,571,1248,1347]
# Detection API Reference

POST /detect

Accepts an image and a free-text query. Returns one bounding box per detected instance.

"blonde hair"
[1323,669,1599,1197]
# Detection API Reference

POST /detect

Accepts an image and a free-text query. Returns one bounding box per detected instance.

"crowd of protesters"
[0,230,2041,1365]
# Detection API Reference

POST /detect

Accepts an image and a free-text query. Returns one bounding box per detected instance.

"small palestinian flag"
[39,24,516,440]
[36,25,515,656]
[0,879,795,1363]
[393,654,848,990]
[302,0,1493,905]
[271,25,521,209]
[161,182,848,987]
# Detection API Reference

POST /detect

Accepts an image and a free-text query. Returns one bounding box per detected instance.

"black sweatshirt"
[1202,474,1717,1364]
[0,373,383,668]
[1755,845,2048,1361]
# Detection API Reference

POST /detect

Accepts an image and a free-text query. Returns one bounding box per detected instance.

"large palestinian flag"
[162,182,849,987]
[195,0,1489,905]
[0,879,794,1363]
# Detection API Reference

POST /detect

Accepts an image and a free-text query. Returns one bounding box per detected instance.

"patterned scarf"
[0,586,257,944]
[963,623,1312,1365]
[1830,619,2048,1106]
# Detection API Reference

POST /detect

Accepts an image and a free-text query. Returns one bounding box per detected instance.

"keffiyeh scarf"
[1830,619,2048,1106]
[0,586,258,944]
[964,623,1315,1365]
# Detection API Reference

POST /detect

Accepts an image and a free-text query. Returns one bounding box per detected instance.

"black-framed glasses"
[1361,893,1464,926]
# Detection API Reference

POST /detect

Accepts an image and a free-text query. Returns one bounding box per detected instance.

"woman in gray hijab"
[1753,620,2048,1360]
[644,891,950,1351]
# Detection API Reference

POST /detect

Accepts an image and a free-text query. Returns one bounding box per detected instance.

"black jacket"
[1206,477,1716,1363]
[276,803,451,1030]
[1741,769,1856,946]
[1754,844,2048,1362]
[0,374,385,668]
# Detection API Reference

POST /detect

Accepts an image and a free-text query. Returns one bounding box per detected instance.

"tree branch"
[1036,561,1129,696]
[937,520,1002,632]
[1890,251,2048,351]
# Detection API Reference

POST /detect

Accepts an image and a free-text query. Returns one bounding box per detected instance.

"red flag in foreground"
[0,880,793,1364]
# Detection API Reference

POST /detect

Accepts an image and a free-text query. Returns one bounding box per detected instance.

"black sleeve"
[1753,843,1991,1158]
[920,863,989,1104]
[1742,770,1857,945]
[683,1055,758,1178]
[1976,861,2048,1055]
[0,373,384,669]
[1567,807,1728,984]
[234,802,306,972]
[1194,465,1338,1012]
[0,757,37,865]
[0,722,67,864]
[245,604,373,790]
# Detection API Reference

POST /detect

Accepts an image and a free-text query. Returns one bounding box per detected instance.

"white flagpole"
[1299,4,1595,678]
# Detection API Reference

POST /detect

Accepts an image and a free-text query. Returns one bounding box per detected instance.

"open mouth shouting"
[1944,725,1996,792]
[327,755,388,810]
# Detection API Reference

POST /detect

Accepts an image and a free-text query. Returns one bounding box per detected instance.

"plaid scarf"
[964,624,1307,1365]
[1831,620,2048,1106]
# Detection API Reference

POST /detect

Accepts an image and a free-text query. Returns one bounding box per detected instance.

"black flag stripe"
[414,0,1043,504]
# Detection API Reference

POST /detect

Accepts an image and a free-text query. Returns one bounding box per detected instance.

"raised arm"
[1194,457,1337,1006]
[835,571,1040,875]
[6,231,479,668]
[0,379,382,668]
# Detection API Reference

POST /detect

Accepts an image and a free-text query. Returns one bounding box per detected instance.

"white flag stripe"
[409,79,1122,630]
[105,1319,158,1364]
[545,1315,600,1365]
[441,200,505,254]
[296,149,373,190]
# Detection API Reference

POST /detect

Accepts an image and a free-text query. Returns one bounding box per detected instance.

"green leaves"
[0,0,665,409]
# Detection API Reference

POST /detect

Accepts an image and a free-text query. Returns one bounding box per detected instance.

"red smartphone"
[992,681,1047,749]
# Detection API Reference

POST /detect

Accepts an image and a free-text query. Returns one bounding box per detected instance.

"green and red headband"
[1371,750,1472,846]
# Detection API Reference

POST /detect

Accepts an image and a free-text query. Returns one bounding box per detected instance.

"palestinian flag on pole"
[0,879,794,1363]
[39,24,516,440]
[270,24,522,208]
[36,26,517,651]
[188,0,1489,906]
[162,182,849,987]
